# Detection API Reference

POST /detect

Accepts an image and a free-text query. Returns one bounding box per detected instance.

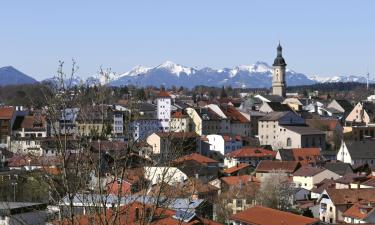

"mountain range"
[0,66,38,86]
[0,62,373,88]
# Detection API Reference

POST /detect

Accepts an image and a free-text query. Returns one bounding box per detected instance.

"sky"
[0,0,374,80]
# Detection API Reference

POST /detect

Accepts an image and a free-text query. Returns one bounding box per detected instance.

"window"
[329,207,332,212]
[287,138,292,146]
[236,199,243,208]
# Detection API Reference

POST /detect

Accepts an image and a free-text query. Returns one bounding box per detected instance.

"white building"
[144,166,187,185]
[156,91,172,131]
[337,140,375,166]
[292,166,341,190]
[206,134,242,155]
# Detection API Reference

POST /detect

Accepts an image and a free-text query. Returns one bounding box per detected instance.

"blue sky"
[0,0,374,80]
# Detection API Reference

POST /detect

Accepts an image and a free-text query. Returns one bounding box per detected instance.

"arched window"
[287,138,292,147]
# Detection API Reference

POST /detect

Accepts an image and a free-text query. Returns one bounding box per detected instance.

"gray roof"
[265,102,292,112]
[259,111,290,121]
[345,141,375,159]
[0,202,45,210]
[334,99,354,112]
[60,193,204,211]
[277,149,295,161]
[280,125,324,135]
[322,162,353,176]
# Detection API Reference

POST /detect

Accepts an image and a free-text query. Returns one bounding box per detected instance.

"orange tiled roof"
[171,111,188,118]
[157,91,171,98]
[226,147,276,158]
[0,107,15,120]
[221,105,249,123]
[343,203,375,220]
[223,163,250,174]
[325,188,375,205]
[221,175,251,186]
[291,148,321,166]
[174,153,218,165]
[230,206,319,225]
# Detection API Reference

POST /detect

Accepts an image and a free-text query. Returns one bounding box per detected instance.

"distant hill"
[0,66,38,86]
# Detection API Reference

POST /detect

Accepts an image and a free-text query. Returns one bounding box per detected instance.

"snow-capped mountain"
[0,66,38,86]
[310,75,375,84]
[109,61,316,88]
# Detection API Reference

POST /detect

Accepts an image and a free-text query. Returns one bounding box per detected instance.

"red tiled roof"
[55,202,222,225]
[325,188,375,205]
[157,91,171,98]
[174,153,218,165]
[343,203,375,220]
[222,135,242,142]
[291,148,321,166]
[293,166,325,177]
[223,163,250,174]
[361,176,375,187]
[221,175,251,186]
[171,111,188,118]
[230,206,319,225]
[0,107,15,120]
[226,147,276,158]
[255,160,300,173]
[221,105,249,123]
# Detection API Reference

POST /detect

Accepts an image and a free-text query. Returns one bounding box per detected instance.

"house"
[170,111,192,132]
[13,114,47,138]
[0,106,27,148]
[292,166,341,190]
[146,132,199,156]
[10,137,43,155]
[306,118,343,150]
[222,163,251,176]
[224,147,276,168]
[205,134,242,156]
[173,153,219,182]
[218,175,259,216]
[186,107,225,135]
[276,148,323,166]
[259,101,292,113]
[130,118,161,141]
[229,206,319,225]
[327,99,354,116]
[144,166,188,185]
[321,161,353,176]
[345,101,375,126]
[220,105,251,137]
[156,91,172,131]
[258,111,305,148]
[342,203,375,224]
[277,125,326,150]
[283,97,303,111]
[318,188,375,224]
[51,107,79,136]
[255,160,301,181]
[337,140,375,166]
[310,178,336,199]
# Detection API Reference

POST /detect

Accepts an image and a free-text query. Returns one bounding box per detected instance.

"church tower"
[272,42,287,97]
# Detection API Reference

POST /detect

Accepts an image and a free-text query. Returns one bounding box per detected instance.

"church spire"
[273,42,287,66]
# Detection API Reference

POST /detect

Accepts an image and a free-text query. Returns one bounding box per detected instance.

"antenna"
[367,70,370,90]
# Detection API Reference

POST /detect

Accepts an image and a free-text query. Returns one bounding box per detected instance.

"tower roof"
[273,43,287,66]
